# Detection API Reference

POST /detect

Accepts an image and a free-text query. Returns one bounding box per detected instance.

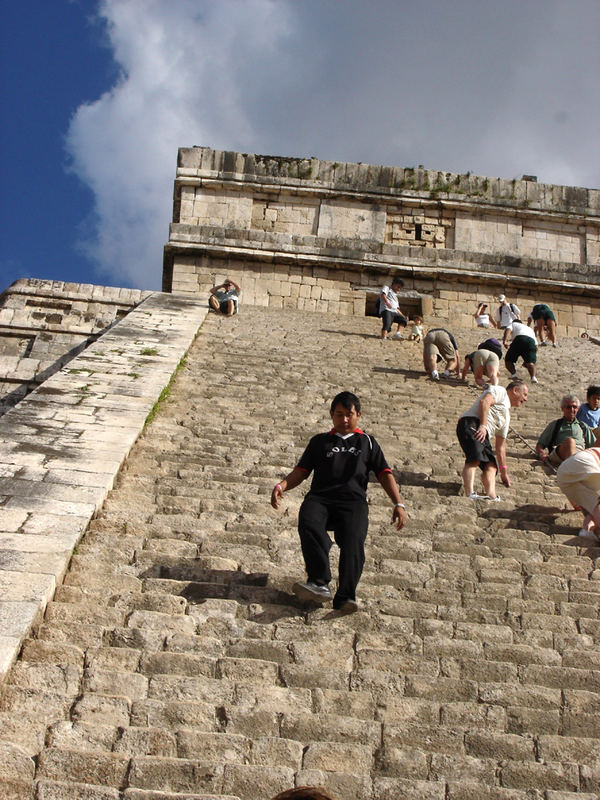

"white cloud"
[66,0,293,289]
[66,0,600,290]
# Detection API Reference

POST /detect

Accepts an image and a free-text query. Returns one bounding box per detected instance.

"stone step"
[2,307,599,800]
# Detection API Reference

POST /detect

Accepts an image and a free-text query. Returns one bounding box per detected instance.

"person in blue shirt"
[577,385,600,434]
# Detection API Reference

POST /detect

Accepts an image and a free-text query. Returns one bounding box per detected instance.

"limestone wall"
[0,280,151,415]
[164,148,600,332]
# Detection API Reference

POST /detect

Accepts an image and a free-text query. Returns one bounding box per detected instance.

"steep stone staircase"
[1,307,599,800]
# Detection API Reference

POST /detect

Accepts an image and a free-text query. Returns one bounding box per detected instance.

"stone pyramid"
[1,304,599,799]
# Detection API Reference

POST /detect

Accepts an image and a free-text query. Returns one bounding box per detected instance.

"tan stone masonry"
[164,148,600,331]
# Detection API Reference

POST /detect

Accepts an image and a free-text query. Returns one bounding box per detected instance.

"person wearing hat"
[209,278,241,316]
[495,294,520,329]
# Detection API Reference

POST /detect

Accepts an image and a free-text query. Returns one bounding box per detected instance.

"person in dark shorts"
[378,278,407,340]
[457,379,528,500]
[503,320,538,383]
[527,303,557,347]
[270,391,406,614]
[209,278,241,316]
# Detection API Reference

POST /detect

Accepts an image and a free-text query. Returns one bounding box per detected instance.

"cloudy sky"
[2,0,599,294]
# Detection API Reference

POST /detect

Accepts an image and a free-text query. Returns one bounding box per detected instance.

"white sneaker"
[392,332,404,340]
[431,370,439,381]
[552,342,558,348]
[509,374,518,379]
[577,528,599,540]
[532,376,539,383]
[441,370,452,379]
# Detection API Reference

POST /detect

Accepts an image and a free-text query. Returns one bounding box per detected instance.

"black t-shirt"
[296,429,391,501]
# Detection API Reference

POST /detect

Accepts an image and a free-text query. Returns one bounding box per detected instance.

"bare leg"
[224,299,235,317]
[556,438,578,461]
[580,512,595,532]
[589,502,600,530]
[525,362,537,380]
[481,464,498,498]
[209,295,220,312]
[462,462,479,496]
[546,319,557,344]
[486,365,499,385]
[423,352,437,375]
[535,319,545,343]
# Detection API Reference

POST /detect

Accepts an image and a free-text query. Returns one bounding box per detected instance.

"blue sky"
[1,1,119,290]
[2,0,599,295]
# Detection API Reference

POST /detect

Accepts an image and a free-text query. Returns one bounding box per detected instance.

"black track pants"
[298,495,369,608]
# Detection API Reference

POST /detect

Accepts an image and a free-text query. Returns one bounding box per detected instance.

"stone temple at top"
[162,147,600,326]
[1,146,599,408]
[0,148,599,800]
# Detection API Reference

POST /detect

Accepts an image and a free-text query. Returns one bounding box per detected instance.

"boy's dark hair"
[330,391,361,414]
[391,277,404,287]
[587,385,600,399]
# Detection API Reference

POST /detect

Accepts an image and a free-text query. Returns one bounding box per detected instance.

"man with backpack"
[495,294,520,329]
[535,394,596,468]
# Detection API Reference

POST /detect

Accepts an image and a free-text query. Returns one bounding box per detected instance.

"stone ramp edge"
[0,291,210,683]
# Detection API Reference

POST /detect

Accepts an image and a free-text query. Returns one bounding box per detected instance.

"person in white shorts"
[556,447,600,540]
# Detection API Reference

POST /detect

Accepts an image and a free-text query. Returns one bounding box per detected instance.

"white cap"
[497,294,506,302]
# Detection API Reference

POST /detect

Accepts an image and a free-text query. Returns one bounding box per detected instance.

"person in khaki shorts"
[535,394,596,468]
[423,327,460,381]
[556,447,600,540]
[461,348,500,387]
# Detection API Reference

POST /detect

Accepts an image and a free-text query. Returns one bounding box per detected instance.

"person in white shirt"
[495,295,520,329]
[503,320,538,383]
[457,379,529,500]
[378,278,407,340]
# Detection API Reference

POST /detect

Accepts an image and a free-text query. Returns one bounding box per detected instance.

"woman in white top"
[474,302,491,328]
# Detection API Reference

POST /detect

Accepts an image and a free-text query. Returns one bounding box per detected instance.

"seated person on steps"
[408,314,424,342]
[456,379,529,501]
[208,278,241,316]
[535,394,596,467]
[270,391,406,614]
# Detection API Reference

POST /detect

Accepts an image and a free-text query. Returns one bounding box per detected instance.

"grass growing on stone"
[144,355,187,428]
